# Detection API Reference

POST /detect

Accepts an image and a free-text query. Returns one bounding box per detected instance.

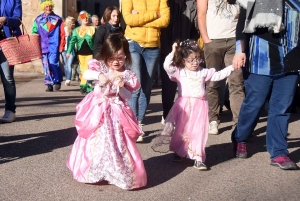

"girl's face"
[184,52,202,71]
[109,10,120,26]
[107,49,126,72]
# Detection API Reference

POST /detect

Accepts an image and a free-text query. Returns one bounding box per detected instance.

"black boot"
[46,85,53,92]
[54,82,61,91]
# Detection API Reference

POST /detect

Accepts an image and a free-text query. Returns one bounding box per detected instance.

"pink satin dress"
[152,53,234,163]
[67,59,147,190]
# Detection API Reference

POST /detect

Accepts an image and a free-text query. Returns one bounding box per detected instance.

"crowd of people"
[0,0,300,191]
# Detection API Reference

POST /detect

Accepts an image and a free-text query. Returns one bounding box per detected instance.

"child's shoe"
[172,153,182,162]
[136,124,145,142]
[193,160,207,171]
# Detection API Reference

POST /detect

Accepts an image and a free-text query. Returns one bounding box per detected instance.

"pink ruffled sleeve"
[119,70,141,101]
[83,59,109,80]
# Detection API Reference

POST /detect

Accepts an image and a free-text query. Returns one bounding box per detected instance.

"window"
[77,1,81,12]
[95,3,100,15]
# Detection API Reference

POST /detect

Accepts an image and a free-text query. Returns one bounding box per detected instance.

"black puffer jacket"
[93,23,123,58]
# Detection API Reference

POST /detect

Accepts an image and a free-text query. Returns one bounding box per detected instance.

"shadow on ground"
[0,127,77,164]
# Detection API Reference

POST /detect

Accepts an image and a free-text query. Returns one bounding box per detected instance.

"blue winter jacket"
[0,0,22,38]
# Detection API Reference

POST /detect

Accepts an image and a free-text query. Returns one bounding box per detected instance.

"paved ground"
[0,72,300,201]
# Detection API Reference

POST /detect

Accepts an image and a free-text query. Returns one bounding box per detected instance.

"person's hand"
[171,42,178,54]
[131,10,138,14]
[112,76,124,88]
[0,17,6,28]
[203,38,212,44]
[66,53,70,58]
[232,53,246,70]
[156,12,161,18]
[98,73,110,86]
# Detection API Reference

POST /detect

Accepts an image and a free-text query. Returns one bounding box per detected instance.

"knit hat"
[40,0,55,11]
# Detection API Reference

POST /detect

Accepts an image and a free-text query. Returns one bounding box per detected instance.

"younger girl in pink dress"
[152,40,234,170]
[67,33,147,190]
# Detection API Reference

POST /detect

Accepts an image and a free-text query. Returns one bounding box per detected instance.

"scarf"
[237,0,284,33]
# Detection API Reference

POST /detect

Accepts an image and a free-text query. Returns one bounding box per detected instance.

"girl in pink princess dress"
[67,33,147,190]
[152,40,234,170]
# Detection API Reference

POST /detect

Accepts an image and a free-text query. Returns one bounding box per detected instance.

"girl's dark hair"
[96,33,132,66]
[102,6,121,23]
[172,39,202,68]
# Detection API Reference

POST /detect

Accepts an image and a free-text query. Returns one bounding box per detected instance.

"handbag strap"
[19,19,28,35]
[9,19,28,37]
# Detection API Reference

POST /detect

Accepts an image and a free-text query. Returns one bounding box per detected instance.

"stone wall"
[15,0,66,73]
[14,0,42,72]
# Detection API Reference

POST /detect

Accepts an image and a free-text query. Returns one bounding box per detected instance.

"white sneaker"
[136,124,145,142]
[161,116,165,125]
[136,135,143,142]
[209,121,219,135]
[138,123,145,135]
[1,110,16,123]
[65,80,71,86]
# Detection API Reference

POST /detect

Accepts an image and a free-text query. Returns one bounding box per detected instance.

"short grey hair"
[91,15,99,19]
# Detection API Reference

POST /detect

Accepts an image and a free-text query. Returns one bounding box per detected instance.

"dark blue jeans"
[0,50,16,113]
[232,72,298,159]
[128,41,160,122]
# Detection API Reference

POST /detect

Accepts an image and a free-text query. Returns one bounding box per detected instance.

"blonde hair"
[65,16,75,36]
[40,0,55,11]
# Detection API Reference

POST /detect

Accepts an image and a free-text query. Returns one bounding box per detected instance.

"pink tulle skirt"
[152,97,208,162]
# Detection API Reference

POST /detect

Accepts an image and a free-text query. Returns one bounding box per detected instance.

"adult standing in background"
[91,15,100,28]
[0,0,22,123]
[198,0,244,135]
[160,0,200,124]
[61,16,76,86]
[93,6,123,58]
[32,0,66,92]
[66,11,96,94]
[231,0,300,170]
[122,0,170,142]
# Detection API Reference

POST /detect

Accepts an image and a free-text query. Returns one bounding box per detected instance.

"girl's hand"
[112,76,124,88]
[66,53,70,58]
[98,73,109,86]
[171,42,178,54]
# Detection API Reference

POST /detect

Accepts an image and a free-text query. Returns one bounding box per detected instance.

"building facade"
[76,0,120,19]
[17,0,78,72]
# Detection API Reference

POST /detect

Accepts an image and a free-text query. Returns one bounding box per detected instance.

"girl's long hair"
[96,33,132,66]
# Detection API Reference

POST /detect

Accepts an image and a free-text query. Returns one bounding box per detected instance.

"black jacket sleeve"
[236,7,248,41]
[93,26,107,58]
